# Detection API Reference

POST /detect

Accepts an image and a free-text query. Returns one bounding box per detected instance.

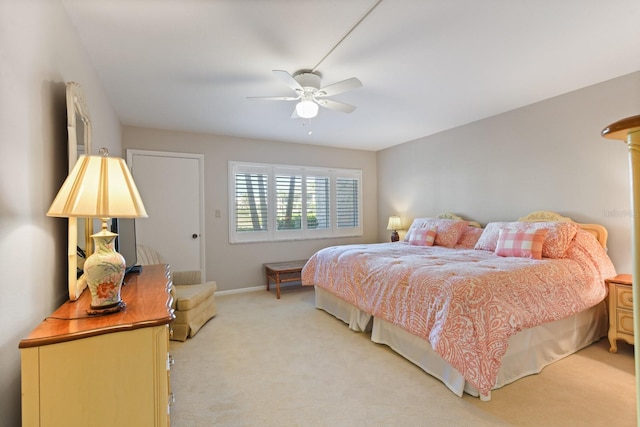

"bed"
[301,211,617,401]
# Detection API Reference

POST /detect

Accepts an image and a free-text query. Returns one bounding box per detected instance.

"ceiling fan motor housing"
[294,72,322,91]
[249,69,359,116]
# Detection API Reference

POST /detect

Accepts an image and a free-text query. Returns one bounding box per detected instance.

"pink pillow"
[495,228,548,259]
[455,226,483,249]
[563,229,617,279]
[407,227,437,246]
[475,222,511,251]
[404,218,468,248]
[527,221,579,258]
[475,221,579,258]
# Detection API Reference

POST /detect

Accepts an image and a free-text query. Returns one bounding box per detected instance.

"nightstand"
[606,274,634,353]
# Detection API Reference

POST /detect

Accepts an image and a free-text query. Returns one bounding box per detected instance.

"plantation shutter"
[235,172,268,232]
[306,176,330,229]
[336,177,359,228]
[276,174,302,230]
[229,161,361,242]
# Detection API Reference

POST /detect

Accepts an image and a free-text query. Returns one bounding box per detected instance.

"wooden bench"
[264,260,308,299]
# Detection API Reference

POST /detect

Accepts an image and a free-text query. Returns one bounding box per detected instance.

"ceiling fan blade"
[246,95,300,101]
[317,77,362,97]
[316,98,357,114]
[272,70,303,92]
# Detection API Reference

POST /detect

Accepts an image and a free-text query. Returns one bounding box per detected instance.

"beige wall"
[122,127,378,291]
[377,71,640,274]
[123,73,640,290]
[0,1,121,425]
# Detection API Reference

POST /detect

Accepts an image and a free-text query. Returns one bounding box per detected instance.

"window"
[229,161,362,243]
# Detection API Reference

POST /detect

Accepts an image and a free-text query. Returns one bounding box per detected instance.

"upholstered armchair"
[136,245,217,341]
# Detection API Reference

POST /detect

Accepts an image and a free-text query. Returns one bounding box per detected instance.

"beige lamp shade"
[386,216,402,231]
[47,153,148,219]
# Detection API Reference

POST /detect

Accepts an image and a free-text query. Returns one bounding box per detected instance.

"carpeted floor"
[169,286,636,426]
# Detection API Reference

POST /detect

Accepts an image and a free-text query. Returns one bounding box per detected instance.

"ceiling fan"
[249,70,362,119]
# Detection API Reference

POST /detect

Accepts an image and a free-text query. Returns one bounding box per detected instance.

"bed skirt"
[315,285,373,332]
[314,286,608,400]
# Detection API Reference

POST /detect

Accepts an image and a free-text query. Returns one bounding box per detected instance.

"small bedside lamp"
[47,148,148,314]
[387,216,402,242]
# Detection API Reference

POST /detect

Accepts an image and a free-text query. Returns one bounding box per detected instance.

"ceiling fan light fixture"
[296,99,318,118]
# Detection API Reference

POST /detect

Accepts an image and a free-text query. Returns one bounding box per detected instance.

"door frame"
[126,149,206,279]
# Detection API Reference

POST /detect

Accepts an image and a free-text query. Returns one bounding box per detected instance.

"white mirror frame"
[66,82,93,300]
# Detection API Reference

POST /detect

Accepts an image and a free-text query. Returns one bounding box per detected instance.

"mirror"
[66,82,93,300]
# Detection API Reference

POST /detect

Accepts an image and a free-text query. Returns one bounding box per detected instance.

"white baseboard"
[215,282,307,297]
[215,285,264,296]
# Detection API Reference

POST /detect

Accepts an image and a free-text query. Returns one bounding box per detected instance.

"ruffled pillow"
[563,228,617,280]
[407,227,437,246]
[495,228,548,259]
[475,221,579,259]
[404,218,468,248]
[455,226,484,249]
[475,222,511,252]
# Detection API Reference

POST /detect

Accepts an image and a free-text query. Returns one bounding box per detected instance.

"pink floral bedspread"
[301,230,616,396]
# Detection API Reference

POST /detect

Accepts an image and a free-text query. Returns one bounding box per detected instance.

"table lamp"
[387,216,402,242]
[47,148,148,314]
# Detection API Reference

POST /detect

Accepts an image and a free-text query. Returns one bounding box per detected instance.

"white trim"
[215,285,264,296]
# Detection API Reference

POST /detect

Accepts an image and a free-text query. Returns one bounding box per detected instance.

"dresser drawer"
[616,308,635,335]
[615,285,634,309]
[607,275,634,353]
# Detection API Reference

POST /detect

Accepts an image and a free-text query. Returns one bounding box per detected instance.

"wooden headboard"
[517,211,608,250]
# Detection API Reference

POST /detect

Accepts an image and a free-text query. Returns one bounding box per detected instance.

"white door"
[127,150,205,276]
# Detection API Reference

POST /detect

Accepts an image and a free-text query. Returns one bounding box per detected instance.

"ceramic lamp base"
[391,230,399,242]
[83,229,126,315]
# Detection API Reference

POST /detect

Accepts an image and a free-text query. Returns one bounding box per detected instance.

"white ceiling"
[61,0,640,151]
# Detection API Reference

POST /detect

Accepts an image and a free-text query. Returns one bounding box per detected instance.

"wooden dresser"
[20,264,175,427]
[606,273,634,353]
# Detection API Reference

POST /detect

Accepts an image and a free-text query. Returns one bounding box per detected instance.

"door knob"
[192,233,199,239]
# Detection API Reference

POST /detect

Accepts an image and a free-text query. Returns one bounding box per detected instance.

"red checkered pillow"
[407,227,437,246]
[495,228,548,259]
